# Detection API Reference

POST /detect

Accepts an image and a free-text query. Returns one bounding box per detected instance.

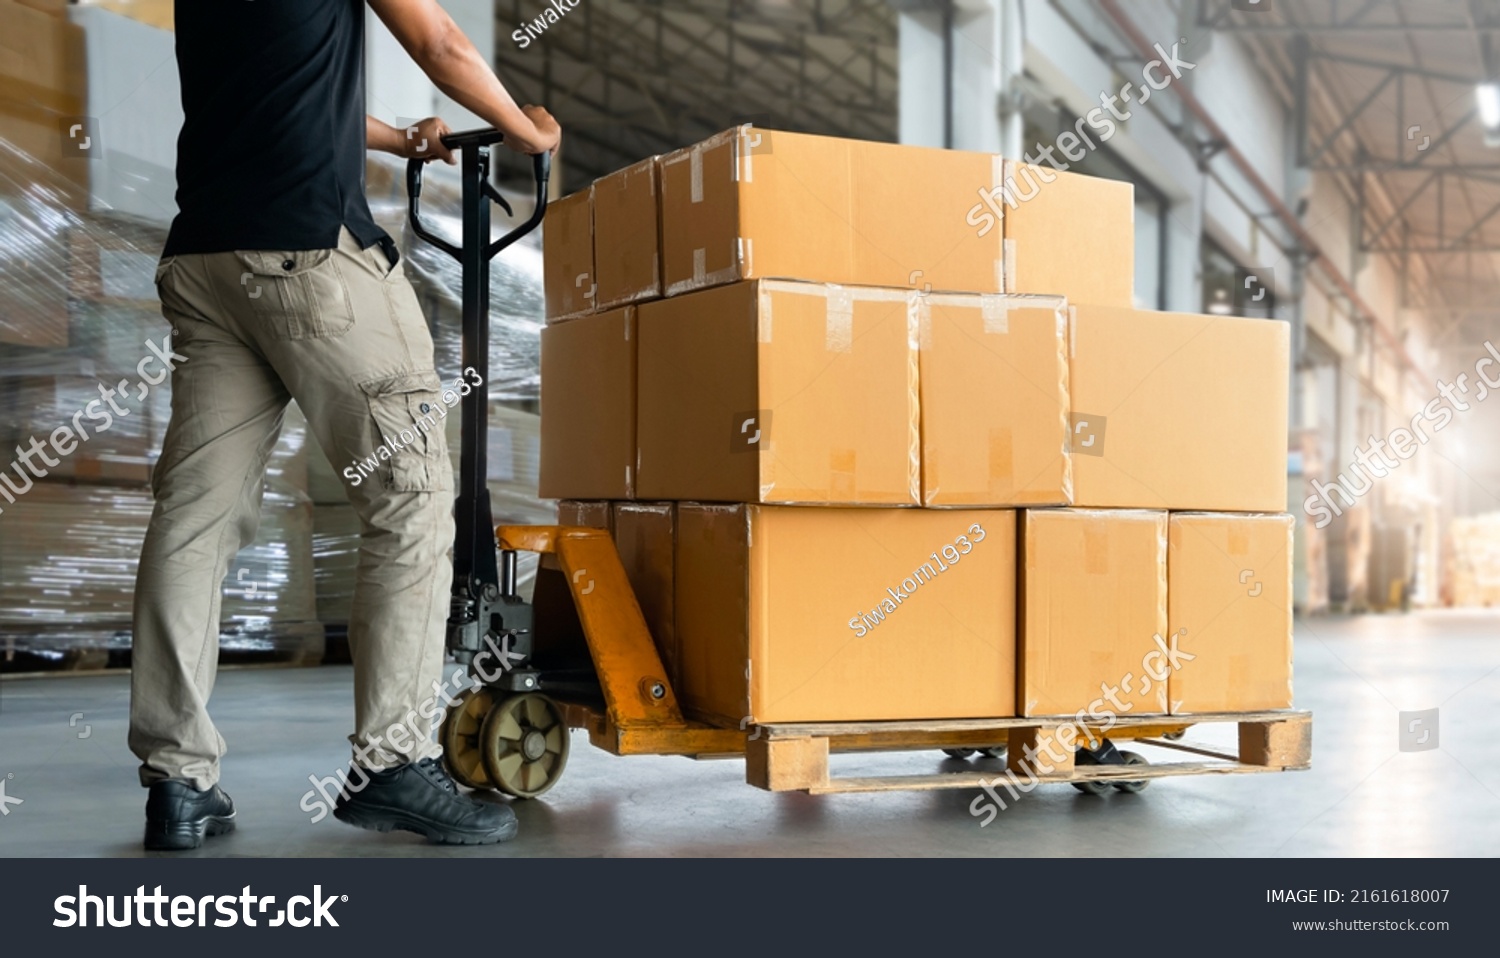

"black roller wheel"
[1113,750,1149,793]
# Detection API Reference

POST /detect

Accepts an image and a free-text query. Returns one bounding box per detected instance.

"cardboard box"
[0,0,87,97]
[542,189,595,321]
[539,307,635,499]
[675,504,1016,725]
[1069,305,1290,511]
[612,502,677,685]
[1019,509,1168,717]
[1168,512,1294,714]
[0,236,71,348]
[593,157,661,309]
[556,500,613,534]
[1001,161,1134,308]
[637,280,920,505]
[73,0,175,31]
[919,293,1071,506]
[0,0,90,211]
[658,126,1006,297]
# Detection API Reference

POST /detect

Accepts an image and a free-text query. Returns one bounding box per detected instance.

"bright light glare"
[1478,83,1500,129]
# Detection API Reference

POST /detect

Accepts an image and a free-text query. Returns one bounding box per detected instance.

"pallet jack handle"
[402,128,552,661]
[405,128,551,262]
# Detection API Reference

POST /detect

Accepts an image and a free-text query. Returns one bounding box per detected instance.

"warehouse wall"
[982,0,1449,608]
[366,0,494,135]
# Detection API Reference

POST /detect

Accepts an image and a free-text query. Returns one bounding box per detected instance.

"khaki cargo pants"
[130,228,452,789]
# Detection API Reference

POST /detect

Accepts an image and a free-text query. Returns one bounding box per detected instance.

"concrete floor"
[1,610,1497,857]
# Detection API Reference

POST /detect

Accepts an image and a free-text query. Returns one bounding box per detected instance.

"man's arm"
[368,115,457,164]
[366,0,561,155]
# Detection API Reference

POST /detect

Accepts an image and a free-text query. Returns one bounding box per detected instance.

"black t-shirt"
[162,0,389,256]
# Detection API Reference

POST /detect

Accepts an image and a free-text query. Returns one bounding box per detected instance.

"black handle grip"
[406,156,460,259]
[486,151,551,260]
[405,129,551,262]
[440,128,508,151]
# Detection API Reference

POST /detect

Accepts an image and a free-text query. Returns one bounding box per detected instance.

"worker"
[129,0,560,851]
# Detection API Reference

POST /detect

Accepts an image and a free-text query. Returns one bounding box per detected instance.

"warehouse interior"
[1,0,1498,858]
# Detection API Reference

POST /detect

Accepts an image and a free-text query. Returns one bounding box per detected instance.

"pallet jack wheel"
[977,747,1006,759]
[942,748,977,759]
[440,687,500,790]
[479,693,570,799]
[1071,779,1112,796]
[1113,751,1149,793]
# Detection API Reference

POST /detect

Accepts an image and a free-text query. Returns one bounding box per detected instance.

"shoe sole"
[144,814,236,852]
[333,802,517,845]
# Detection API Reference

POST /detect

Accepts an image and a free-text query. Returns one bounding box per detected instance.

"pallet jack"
[406,130,744,799]
[404,129,1310,801]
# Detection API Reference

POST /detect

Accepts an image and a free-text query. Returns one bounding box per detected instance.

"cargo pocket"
[358,371,451,493]
[234,249,355,340]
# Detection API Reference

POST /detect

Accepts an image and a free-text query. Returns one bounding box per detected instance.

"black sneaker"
[144,781,237,851]
[333,758,517,845]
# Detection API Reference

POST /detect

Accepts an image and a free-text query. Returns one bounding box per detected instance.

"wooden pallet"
[745,710,1312,794]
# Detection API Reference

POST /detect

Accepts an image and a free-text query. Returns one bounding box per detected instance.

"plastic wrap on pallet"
[0,142,551,667]
[364,153,546,403]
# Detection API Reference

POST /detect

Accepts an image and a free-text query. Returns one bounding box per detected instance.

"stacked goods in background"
[0,5,553,669]
[0,0,88,211]
[0,155,325,667]
[1446,512,1500,607]
[539,125,1296,728]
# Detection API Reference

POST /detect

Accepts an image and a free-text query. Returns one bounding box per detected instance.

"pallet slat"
[760,710,1308,740]
[748,711,1313,793]
[810,761,1293,795]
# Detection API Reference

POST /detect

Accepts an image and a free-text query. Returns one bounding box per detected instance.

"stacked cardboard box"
[540,126,1294,727]
[0,0,89,210]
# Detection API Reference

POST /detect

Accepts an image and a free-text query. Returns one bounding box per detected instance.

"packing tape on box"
[690,145,704,203]
[826,287,854,353]
[1003,238,1018,291]
[670,241,741,297]
[981,294,1008,334]
[913,294,932,350]
[914,291,1027,351]
[737,125,760,183]
[756,281,916,351]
